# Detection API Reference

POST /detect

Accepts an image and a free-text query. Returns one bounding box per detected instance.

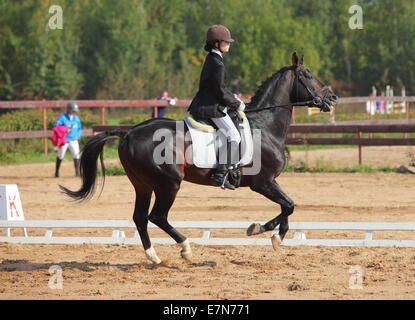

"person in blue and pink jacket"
[53,102,82,178]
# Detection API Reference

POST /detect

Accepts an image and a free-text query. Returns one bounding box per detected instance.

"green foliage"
[1,0,415,101]
[0,109,54,131]
[0,108,100,131]
[0,0,83,99]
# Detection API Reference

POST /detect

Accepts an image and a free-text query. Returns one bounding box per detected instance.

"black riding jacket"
[188,51,241,119]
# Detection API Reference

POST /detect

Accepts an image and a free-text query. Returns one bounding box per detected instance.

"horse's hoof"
[181,251,193,262]
[147,256,162,265]
[179,239,192,262]
[271,234,282,250]
[145,247,162,265]
[246,223,262,236]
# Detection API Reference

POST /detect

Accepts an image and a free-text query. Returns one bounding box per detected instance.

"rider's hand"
[237,100,246,112]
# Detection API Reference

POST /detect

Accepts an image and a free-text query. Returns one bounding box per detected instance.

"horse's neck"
[272,107,293,138]
[247,100,293,139]
[248,108,292,141]
[246,70,294,141]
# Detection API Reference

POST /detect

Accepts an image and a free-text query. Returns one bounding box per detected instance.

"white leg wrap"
[145,247,162,264]
[179,239,192,261]
[271,234,282,250]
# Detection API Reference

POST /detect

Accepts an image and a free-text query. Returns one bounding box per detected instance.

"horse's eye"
[304,72,312,79]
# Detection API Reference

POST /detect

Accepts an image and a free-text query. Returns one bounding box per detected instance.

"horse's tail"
[59,129,127,202]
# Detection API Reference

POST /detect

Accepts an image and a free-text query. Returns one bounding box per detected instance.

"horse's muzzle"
[320,94,338,112]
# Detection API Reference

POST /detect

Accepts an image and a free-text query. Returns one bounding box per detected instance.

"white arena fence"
[1,220,415,247]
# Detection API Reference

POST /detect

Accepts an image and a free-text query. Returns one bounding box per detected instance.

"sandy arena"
[0,146,414,300]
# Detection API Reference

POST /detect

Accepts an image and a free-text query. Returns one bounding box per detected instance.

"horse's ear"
[299,55,304,66]
[292,52,299,66]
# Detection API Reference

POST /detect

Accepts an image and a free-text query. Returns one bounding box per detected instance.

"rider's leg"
[211,112,241,189]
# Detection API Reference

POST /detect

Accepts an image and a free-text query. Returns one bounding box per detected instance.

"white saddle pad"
[184,111,254,168]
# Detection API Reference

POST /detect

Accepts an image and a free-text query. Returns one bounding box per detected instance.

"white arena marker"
[0,184,27,237]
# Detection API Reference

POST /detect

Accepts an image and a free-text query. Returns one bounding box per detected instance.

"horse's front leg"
[246,180,295,248]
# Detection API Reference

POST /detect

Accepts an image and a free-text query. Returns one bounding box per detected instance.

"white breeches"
[211,108,241,144]
[58,140,80,160]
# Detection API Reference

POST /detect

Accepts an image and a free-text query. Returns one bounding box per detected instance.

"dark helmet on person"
[67,102,79,113]
[206,24,235,43]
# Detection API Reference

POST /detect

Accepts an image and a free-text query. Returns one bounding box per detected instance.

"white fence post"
[365,230,373,241]
[202,229,211,239]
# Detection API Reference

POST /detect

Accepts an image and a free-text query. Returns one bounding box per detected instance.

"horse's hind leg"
[132,188,162,264]
[148,181,192,261]
[247,180,295,248]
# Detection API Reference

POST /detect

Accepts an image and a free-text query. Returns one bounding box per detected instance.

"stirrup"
[220,171,235,190]
[211,171,235,190]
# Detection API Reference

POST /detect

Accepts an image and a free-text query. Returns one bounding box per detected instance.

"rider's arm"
[209,61,242,110]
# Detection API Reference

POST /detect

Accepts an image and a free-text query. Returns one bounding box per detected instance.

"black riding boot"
[211,163,235,190]
[74,159,80,177]
[227,140,241,188]
[55,157,62,178]
[211,141,240,190]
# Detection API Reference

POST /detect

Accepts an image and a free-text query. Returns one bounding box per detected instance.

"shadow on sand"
[0,259,217,272]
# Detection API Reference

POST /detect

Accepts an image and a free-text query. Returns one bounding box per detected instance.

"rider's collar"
[211,49,223,58]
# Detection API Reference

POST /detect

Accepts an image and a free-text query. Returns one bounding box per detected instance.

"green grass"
[286,145,357,151]
[106,117,124,125]
[0,150,58,165]
[283,163,402,173]
[293,109,415,124]
[98,165,126,176]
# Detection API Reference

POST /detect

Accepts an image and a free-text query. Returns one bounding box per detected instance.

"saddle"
[183,110,254,171]
[188,109,241,131]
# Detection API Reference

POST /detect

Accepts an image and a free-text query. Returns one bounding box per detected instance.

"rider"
[53,102,82,178]
[188,24,245,190]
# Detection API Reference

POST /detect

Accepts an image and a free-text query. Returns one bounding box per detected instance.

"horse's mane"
[247,66,292,110]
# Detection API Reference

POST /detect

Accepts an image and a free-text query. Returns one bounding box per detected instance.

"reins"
[244,100,314,112]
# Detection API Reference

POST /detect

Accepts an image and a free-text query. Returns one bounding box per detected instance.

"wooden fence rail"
[91,123,415,165]
[0,129,93,139]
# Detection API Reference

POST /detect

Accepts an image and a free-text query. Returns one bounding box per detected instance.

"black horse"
[61,53,338,264]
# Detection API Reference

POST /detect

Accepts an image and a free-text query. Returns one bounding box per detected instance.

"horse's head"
[290,52,338,112]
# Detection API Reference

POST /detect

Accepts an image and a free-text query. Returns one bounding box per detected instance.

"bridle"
[245,66,334,113]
